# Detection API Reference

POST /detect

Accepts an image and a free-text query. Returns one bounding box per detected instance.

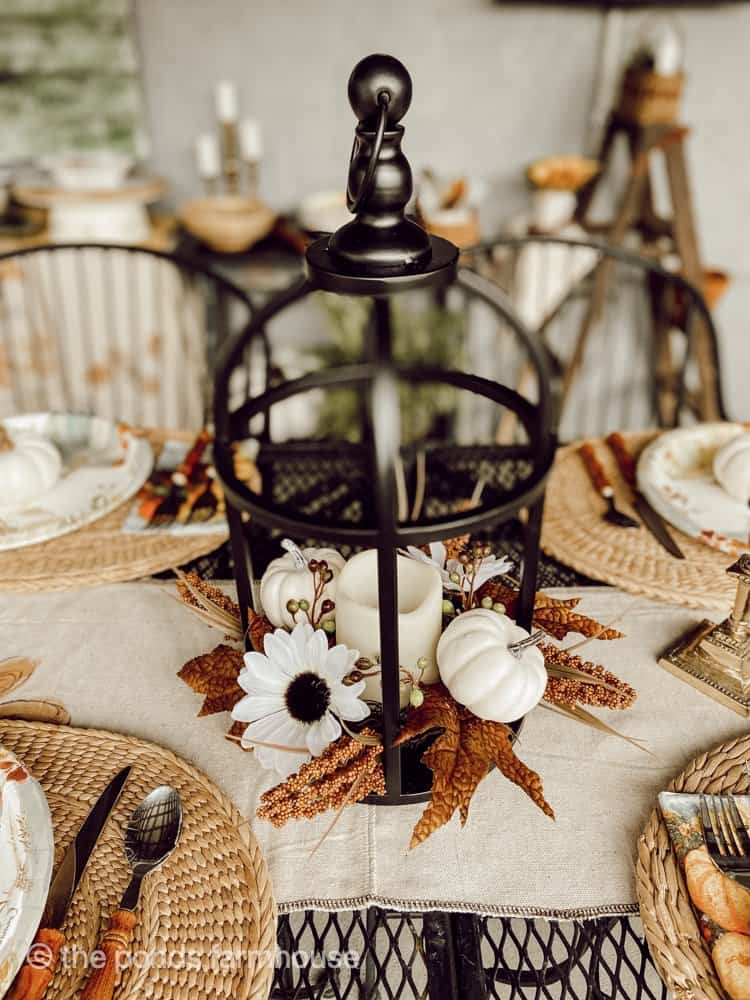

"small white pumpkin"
[0,425,62,508]
[260,540,346,628]
[437,608,547,723]
[714,432,750,504]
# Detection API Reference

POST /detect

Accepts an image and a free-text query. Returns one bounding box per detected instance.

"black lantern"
[214,54,556,805]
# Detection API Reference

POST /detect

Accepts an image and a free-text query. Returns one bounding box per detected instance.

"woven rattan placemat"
[541,431,736,612]
[636,733,750,1000]
[0,430,226,592]
[0,720,275,1000]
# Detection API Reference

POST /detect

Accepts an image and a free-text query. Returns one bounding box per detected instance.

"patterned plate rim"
[0,743,55,995]
[636,421,749,555]
[0,413,153,553]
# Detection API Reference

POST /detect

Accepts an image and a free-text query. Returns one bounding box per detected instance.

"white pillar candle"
[215,80,238,123]
[334,549,443,707]
[195,133,220,179]
[239,118,263,161]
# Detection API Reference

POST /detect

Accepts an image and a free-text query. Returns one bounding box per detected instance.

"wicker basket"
[618,68,684,126]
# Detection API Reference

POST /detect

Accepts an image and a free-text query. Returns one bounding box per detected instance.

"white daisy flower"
[231,621,370,777]
[401,542,512,593]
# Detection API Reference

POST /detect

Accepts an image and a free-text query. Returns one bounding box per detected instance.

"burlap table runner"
[0,581,744,918]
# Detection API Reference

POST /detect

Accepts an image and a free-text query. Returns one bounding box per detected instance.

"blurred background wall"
[132,0,750,415]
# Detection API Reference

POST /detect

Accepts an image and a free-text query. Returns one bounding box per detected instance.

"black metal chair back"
[0,243,253,429]
[460,235,725,441]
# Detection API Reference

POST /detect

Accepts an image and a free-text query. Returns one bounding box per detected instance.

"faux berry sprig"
[441,541,510,612]
[345,655,429,708]
[283,556,337,632]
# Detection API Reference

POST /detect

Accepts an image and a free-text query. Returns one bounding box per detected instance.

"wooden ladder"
[572,113,722,425]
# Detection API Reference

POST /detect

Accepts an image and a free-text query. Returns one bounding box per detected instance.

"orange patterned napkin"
[660,792,750,999]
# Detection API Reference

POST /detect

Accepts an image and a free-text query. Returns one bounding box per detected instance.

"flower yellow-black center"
[285,672,331,723]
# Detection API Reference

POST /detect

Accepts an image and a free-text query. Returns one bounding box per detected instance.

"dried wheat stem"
[340,718,382,746]
[563,597,642,653]
[410,449,427,521]
[395,457,409,522]
[470,476,485,508]
[225,732,308,753]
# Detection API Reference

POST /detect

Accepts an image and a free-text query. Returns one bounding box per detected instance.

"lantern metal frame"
[213,270,555,806]
[213,54,557,806]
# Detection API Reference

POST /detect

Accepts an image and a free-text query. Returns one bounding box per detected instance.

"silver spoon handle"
[120,871,144,911]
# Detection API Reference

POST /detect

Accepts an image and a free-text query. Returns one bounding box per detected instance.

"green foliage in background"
[0,0,144,160]
[310,293,464,444]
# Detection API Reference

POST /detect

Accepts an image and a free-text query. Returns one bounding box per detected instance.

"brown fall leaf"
[477,581,624,641]
[396,683,460,746]
[248,608,275,652]
[0,657,37,697]
[179,608,274,746]
[397,685,462,844]
[178,643,244,716]
[226,718,253,751]
[394,683,554,848]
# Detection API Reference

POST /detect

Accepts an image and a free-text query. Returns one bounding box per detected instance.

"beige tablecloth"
[0,581,745,918]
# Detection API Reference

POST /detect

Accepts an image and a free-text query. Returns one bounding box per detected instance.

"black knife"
[605,432,685,560]
[7,765,131,1000]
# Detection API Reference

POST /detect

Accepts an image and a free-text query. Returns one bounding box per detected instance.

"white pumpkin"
[260,543,346,628]
[437,608,547,723]
[0,425,62,508]
[714,432,750,504]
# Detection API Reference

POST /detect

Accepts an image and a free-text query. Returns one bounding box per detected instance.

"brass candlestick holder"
[220,121,241,196]
[660,554,750,715]
[194,84,263,199]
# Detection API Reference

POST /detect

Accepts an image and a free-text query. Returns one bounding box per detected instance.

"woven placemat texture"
[0,720,276,1000]
[0,430,226,592]
[636,733,750,1000]
[542,431,736,612]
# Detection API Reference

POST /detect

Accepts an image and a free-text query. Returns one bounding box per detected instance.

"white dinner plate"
[637,422,750,556]
[0,744,54,994]
[0,413,153,552]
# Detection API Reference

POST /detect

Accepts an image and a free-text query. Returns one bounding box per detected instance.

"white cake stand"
[13,176,166,245]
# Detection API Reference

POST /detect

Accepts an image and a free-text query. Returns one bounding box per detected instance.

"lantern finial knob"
[324,53,432,278]
[347,53,412,128]
[305,54,458,291]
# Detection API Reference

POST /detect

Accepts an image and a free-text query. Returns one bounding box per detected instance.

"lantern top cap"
[347,54,412,128]
[305,53,458,291]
